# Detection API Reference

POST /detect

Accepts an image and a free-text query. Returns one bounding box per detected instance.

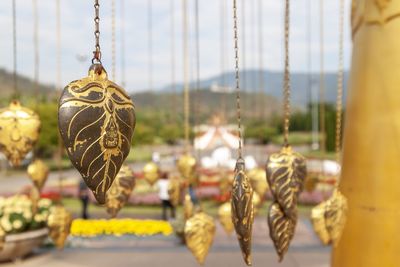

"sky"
[0,0,352,92]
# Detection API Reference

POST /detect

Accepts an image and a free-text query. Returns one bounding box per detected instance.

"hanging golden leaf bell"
[184,211,216,265]
[266,145,307,261]
[143,162,159,186]
[177,154,197,183]
[58,64,136,204]
[248,168,268,199]
[183,192,194,220]
[105,164,135,218]
[47,204,73,249]
[218,202,234,235]
[27,159,49,192]
[311,189,348,246]
[168,176,181,207]
[0,100,41,167]
[231,159,254,266]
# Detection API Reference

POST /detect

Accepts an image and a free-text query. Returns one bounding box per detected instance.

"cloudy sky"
[0,0,352,92]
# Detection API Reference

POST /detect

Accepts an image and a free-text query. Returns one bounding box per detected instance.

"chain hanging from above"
[58,0,136,204]
[319,0,326,153]
[230,0,254,265]
[0,0,41,167]
[311,0,348,247]
[111,0,116,80]
[265,0,307,261]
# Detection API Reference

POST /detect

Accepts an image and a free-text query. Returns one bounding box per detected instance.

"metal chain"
[148,0,153,91]
[319,0,326,153]
[33,0,39,108]
[233,0,243,159]
[92,0,101,63]
[194,0,200,130]
[335,0,345,167]
[182,0,190,153]
[12,0,18,98]
[282,0,291,147]
[170,0,177,119]
[258,0,264,119]
[120,0,126,87]
[111,0,116,80]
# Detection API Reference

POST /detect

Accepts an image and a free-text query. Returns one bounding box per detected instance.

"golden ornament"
[248,168,268,199]
[0,226,4,251]
[105,164,135,218]
[266,145,307,260]
[177,154,197,182]
[304,175,318,193]
[30,186,40,214]
[183,192,194,220]
[27,159,49,192]
[0,100,41,167]
[143,162,159,186]
[218,202,234,235]
[311,189,348,246]
[47,204,73,249]
[252,192,262,215]
[184,212,216,265]
[58,64,136,204]
[268,202,296,262]
[231,159,254,266]
[168,177,181,207]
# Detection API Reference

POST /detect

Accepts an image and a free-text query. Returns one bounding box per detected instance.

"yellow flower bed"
[70,219,173,237]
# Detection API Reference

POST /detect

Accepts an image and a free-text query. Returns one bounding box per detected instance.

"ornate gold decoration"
[248,168,268,199]
[375,0,391,10]
[58,64,135,204]
[218,202,234,235]
[105,164,135,218]
[266,146,306,260]
[27,159,49,191]
[311,189,348,246]
[168,176,181,207]
[268,202,296,262]
[0,100,41,167]
[231,160,254,266]
[177,154,196,181]
[143,162,159,186]
[183,192,194,220]
[184,212,216,265]
[30,186,40,214]
[47,204,73,249]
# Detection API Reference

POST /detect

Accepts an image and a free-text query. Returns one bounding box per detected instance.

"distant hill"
[162,69,349,107]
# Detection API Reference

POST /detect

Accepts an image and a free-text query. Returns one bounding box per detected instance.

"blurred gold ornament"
[304,175,318,193]
[168,177,181,207]
[58,64,136,204]
[184,212,216,265]
[218,202,234,235]
[27,159,49,191]
[47,204,72,249]
[30,186,40,214]
[0,226,4,251]
[177,154,196,182]
[105,164,135,218]
[143,162,159,186]
[231,159,254,266]
[183,193,194,220]
[248,168,268,199]
[0,100,41,167]
[266,146,306,260]
[268,202,296,262]
[252,192,261,215]
[311,189,348,246]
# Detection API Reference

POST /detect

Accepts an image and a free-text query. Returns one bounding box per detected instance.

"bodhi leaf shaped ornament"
[231,159,254,266]
[0,100,41,167]
[58,64,135,204]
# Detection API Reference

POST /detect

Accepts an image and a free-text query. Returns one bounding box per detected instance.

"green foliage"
[36,102,59,158]
[244,120,278,143]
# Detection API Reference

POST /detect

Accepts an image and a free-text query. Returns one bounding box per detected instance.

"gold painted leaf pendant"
[177,154,197,182]
[268,202,297,262]
[311,189,348,246]
[231,159,254,266]
[266,146,306,219]
[143,162,159,186]
[58,64,135,204]
[48,204,73,250]
[184,212,216,265]
[218,202,234,235]
[0,100,41,167]
[27,159,49,191]
[106,164,136,218]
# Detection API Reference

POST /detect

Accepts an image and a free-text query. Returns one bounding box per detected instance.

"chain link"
[335,0,345,167]
[182,0,190,153]
[12,0,18,98]
[111,0,116,80]
[92,0,101,63]
[233,0,243,159]
[282,0,291,147]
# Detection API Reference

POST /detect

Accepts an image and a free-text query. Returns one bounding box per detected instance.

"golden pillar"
[333,1,400,266]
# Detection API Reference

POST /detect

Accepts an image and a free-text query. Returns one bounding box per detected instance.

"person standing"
[78,180,90,219]
[157,172,175,220]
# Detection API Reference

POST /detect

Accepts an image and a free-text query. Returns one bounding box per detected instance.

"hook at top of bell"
[89,63,107,78]
[235,158,245,172]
